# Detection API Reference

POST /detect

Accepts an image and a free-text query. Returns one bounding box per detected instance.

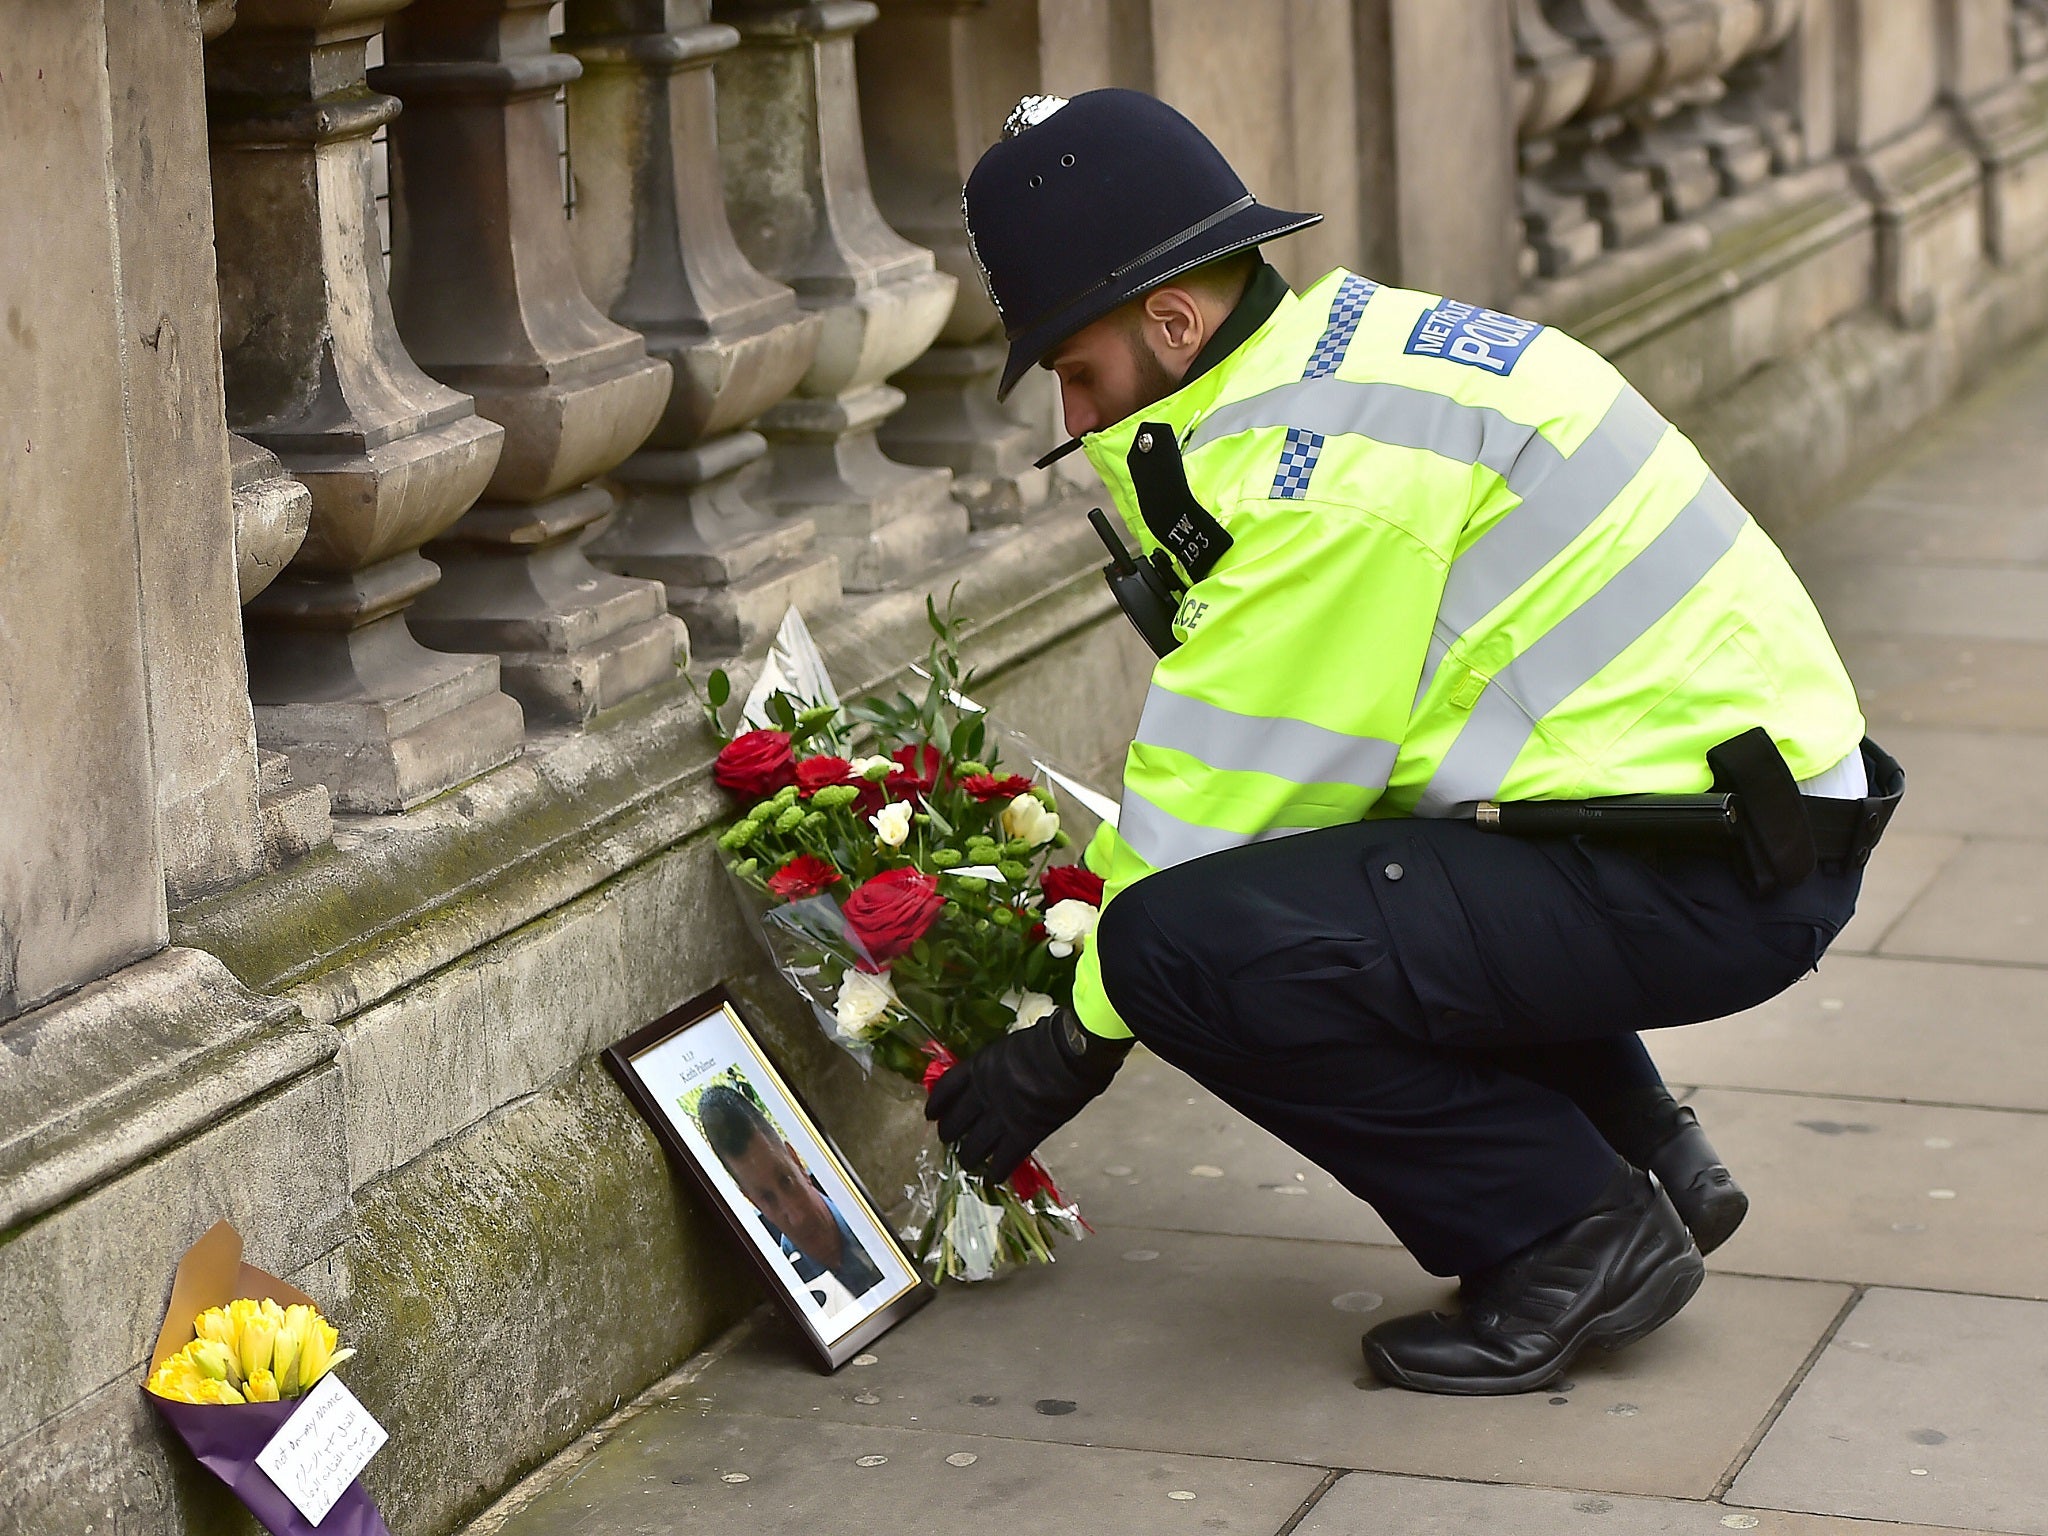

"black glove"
[926,1006,1132,1182]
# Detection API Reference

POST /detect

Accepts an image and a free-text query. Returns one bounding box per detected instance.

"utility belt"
[1472,730,1905,894]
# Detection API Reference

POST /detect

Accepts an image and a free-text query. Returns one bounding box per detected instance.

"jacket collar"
[1078,261,1298,542]
[1033,258,1294,473]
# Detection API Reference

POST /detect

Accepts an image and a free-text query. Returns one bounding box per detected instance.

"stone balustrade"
[18,5,2048,1535]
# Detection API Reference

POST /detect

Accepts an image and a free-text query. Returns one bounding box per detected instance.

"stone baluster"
[857,0,1051,527]
[560,1,841,658]
[713,0,969,592]
[374,0,686,724]
[1516,0,1605,278]
[1650,0,1780,195]
[1538,0,1669,247]
[207,0,526,815]
[1602,0,1725,219]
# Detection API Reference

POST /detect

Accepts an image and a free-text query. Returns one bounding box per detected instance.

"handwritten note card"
[255,1374,387,1526]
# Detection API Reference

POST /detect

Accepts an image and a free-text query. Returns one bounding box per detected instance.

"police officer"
[926,90,1898,1396]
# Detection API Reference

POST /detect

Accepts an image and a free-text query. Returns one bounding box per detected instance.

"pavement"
[471,338,2048,1536]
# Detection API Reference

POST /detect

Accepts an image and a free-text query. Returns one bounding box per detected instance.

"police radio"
[1089,508,1184,658]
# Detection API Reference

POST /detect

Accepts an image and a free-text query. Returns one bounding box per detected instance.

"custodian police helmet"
[964,89,1323,401]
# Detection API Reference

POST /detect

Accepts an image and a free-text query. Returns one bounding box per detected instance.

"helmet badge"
[1003,94,1070,138]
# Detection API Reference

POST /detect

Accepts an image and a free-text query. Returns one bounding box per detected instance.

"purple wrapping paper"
[147,1393,391,1536]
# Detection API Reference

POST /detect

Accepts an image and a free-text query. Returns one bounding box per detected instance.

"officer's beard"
[1119,312,1188,415]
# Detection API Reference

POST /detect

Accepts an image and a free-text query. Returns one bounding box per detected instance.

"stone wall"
[7,3,2048,1533]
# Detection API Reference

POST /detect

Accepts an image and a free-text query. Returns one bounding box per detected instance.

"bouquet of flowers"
[704,604,1108,1282]
[143,1221,390,1536]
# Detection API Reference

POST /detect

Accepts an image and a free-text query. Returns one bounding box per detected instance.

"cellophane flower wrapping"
[706,604,1105,1282]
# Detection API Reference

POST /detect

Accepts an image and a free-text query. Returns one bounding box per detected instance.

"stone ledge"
[0,946,329,1233]
[171,502,1115,1035]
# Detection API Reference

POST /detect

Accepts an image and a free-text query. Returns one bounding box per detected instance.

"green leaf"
[770,692,798,732]
[708,669,731,709]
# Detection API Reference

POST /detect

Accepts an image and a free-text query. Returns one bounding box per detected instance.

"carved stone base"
[1544,131,1666,249]
[256,749,333,868]
[591,432,844,657]
[754,384,970,592]
[1956,79,2048,264]
[882,342,1050,528]
[1521,170,1606,279]
[411,487,687,725]
[1852,118,1988,328]
[245,554,524,814]
[1617,129,1722,222]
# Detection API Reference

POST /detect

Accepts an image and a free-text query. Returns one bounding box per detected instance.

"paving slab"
[1297,1469,2005,1535]
[1833,635,2048,733]
[1056,1051,1399,1247]
[488,1409,1324,1536]
[1685,1089,2048,1298]
[693,1228,1849,1500]
[1874,728,2048,840]
[1645,955,2048,1111]
[1731,1288,2048,1535]
[1880,839,2048,965]
[1832,832,1964,954]
[1802,564,2048,645]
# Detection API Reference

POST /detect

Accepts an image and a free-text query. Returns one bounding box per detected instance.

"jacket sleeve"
[1072,494,1448,1037]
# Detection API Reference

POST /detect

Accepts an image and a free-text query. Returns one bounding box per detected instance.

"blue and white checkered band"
[1302,274,1379,380]
[1271,426,1326,500]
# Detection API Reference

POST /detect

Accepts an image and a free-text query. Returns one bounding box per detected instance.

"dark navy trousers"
[1095,818,1862,1277]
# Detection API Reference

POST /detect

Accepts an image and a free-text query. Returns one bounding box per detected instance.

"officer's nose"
[1061,391,1099,438]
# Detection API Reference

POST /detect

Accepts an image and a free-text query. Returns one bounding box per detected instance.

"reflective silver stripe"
[1135,687,1399,791]
[1424,387,1669,693]
[1119,790,1310,871]
[1190,378,1545,481]
[1413,475,1750,817]
[1188,378,1671,704]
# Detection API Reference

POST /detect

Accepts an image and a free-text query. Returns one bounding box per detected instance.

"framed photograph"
[604,987,933,1371]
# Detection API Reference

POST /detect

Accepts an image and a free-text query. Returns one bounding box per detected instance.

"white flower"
[1002,989,1058,1032]
[851,755,896,781]
[870,799,913,849]
[1043,898,1098,958]
[1000,791,1060,848]
[834,970,898,1041]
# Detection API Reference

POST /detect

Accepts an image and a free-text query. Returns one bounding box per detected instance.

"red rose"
[961,772,1035,803]
[888,742,944,796]
[1040,864,1105,907]
[715,729,797,798]
[767,854,843,899]
[796,755,857,796]
[841,867,945,969]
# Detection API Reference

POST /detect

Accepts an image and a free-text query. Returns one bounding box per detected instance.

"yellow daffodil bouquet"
[147,1297,354,1406]
[142,1221,390,1536]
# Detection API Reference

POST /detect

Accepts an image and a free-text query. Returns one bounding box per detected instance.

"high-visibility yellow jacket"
[1072,268,1865,1037]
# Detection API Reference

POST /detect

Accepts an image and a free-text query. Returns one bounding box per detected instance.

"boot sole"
[1363,1249,1705,1397]
[1671,1172,1748,1257]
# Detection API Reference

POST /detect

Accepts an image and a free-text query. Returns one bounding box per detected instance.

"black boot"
[1364,1164,1703,1396]
[1646,1106,1748,1257]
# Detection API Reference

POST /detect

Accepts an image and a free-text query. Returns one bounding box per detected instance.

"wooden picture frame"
[604,986,933,1371]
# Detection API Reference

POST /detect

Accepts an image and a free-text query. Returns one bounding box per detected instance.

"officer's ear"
[1139,284,1207,360]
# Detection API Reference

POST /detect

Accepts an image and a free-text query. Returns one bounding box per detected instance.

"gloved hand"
[926,1006,1132,1182]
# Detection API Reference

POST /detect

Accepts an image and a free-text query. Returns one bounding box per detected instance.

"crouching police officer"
[926,90,1900,1396]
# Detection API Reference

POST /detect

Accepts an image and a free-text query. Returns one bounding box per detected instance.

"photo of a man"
[695,1081,886,1302]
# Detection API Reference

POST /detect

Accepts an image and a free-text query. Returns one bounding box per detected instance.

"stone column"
[1537,0,1669,248]
[3,0,172,1016]
[858,0,1050,527]
[1940,0,2048,263]
[560,0,841,659]
[714,0,968,592]
[1352,0,1521,304]
[207,0,525,814]
[1835,0,1987,326]
[375,0,686,724]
